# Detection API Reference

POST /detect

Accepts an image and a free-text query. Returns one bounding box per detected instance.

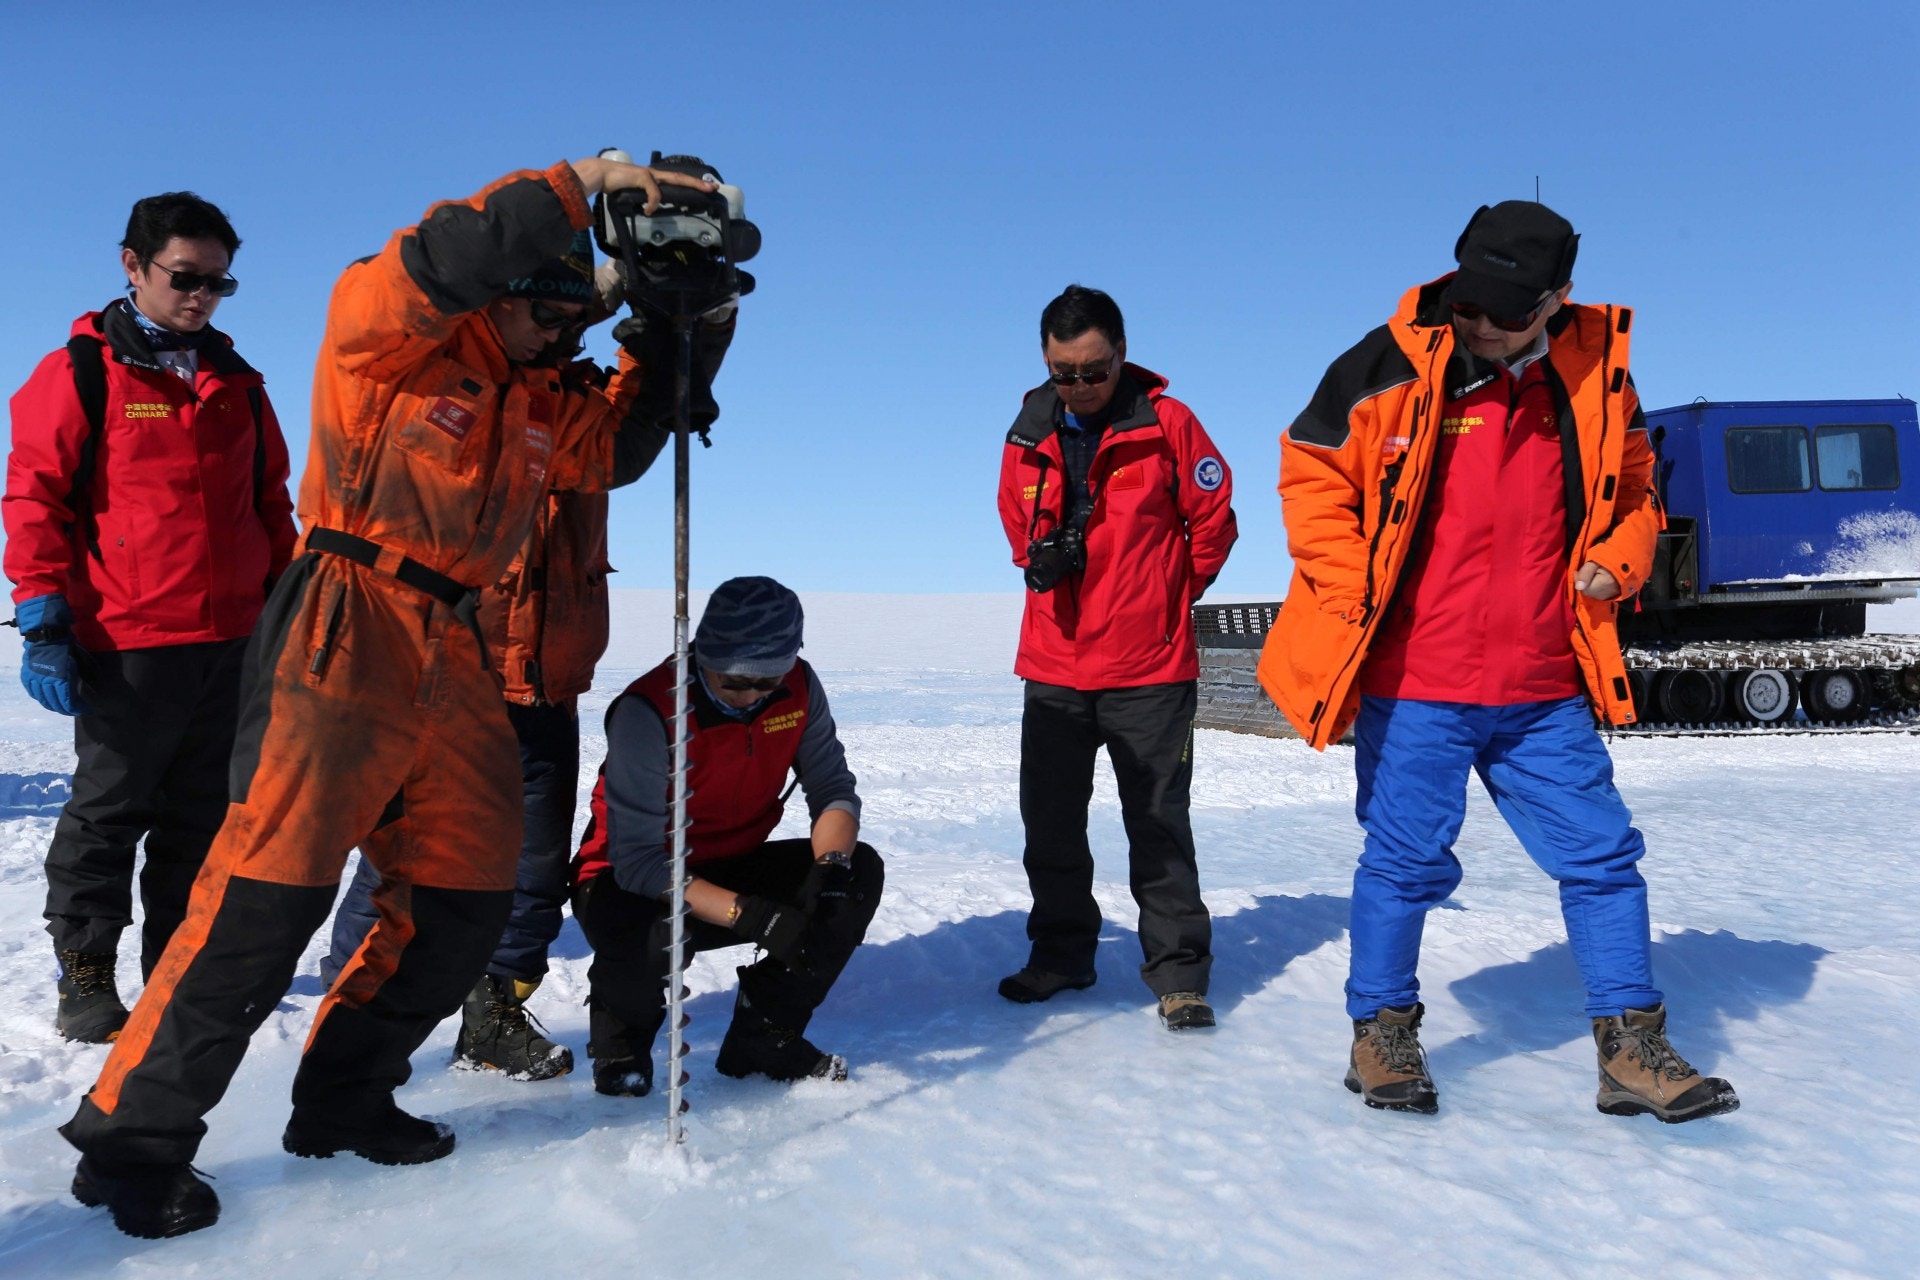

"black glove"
[800,855,857,916]
[731,895,809,970]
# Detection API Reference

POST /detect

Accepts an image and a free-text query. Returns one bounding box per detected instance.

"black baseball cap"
[1446,201,1579,319]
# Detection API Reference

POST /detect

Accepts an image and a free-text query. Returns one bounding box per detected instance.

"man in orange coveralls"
[58,155,711,1240]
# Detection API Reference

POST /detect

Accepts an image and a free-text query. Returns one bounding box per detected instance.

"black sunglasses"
[717,674,784,693]
[1450,295,1551,334]
[150,262,238,298]
[1048,362,1115,387]
[527,298,583,333]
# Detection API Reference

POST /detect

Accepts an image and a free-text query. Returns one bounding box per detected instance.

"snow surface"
[2,591,1918,1278]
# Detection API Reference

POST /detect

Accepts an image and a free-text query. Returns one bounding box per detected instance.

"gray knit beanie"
[693,577,804,677]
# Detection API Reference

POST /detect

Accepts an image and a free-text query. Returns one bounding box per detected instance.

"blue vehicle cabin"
[1630,398,1920,642]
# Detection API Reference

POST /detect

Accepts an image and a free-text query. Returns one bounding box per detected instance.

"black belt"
[305,527,490,670]
[306,528,473,608]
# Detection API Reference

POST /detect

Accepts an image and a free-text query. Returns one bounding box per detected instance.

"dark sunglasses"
[1048,363,1114,388]
[1449,296,1550,334]
[527,299,583,333]
[718,674,783,693]
[150,262,239,298]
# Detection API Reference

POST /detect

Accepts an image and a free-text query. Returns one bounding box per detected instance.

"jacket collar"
[1005,363,1166,448]
[87,301,256,379]
[1393,272,1608,400]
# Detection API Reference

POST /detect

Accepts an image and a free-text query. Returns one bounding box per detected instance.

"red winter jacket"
[4,305,296,651]
[573,658,813,889]
[1358,353,1584,704]
[998,366,1237,689]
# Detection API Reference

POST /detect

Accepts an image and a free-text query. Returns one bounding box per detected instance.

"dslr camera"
[1024,523,1087,593]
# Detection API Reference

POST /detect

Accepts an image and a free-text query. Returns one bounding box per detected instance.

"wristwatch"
[820,849,853,870]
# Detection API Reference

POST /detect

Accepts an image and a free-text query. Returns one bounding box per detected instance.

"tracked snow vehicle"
[1195,397,1920,738]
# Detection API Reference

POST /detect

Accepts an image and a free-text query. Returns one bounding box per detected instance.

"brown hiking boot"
[1593,1004,1739,1123]
[1344,1003,1438,1115]
[1157,991,1216,1032]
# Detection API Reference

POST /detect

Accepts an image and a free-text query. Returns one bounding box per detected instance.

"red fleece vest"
[574,660,812,887]
[1360,357,1581,704]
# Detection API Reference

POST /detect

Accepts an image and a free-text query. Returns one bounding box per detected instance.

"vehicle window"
[1725,426,1810,493]
[1814,424,1899,490]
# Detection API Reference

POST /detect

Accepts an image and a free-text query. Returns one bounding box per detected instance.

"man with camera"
[571,576,884,1095]
[995,285,1237,1030]
[1258,201,1737,1123]
[6,192,296,1044]
[59,155,712,1240]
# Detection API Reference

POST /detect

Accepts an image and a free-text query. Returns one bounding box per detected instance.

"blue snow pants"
[323,699,581,987]
[1347,695,1662,1021]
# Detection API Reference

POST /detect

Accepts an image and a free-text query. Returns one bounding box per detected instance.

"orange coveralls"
[63,163,648,1162]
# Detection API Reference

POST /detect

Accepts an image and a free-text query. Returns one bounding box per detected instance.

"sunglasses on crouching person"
[717,674,784,693]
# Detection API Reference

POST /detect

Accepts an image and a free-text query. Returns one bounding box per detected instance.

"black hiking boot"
[592,1056,655,1097]
[714,981,847,1083]
[1157,991,1216,1031]
[997,967,1097,1005]
[452,975,573,1080]
[72,1155,219,1239]
[56,950,129,1044]
[282,1099,455,1166]
[1345,1003,1439,1115]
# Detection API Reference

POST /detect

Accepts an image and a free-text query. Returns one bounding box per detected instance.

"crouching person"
[572,576,883,1095]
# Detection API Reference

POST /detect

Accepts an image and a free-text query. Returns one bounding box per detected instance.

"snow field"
[0,591,1916,1277]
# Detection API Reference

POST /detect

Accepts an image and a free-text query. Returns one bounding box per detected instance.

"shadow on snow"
[1430,928,1827,1077]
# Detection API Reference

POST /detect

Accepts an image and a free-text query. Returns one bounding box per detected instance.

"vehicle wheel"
[1625,668,1653,722]
[1655,669,1724,724]
[1729,668,1796,724]
[1894,664,1920,710]
[1801,668,1868,722]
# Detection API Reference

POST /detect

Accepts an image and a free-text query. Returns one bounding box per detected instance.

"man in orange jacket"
[1258,202,1738,1124]
[58,156,712,1240]
[318,291,737,1080]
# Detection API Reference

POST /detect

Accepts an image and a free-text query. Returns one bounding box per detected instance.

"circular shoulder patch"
[1193,456,1225,492]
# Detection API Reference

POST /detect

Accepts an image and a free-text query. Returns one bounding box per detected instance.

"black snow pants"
[572,839,885,1064]
[1019,678,1211,996]
[44,638,248,976]
[323,698,580,987]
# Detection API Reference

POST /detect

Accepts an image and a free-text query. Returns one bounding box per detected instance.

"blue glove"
[15,594,86,716]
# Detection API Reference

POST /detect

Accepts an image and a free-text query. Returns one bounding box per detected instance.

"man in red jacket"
[572,576,883,1094]
[4,192,296,1044]
[994,285,1237,1030]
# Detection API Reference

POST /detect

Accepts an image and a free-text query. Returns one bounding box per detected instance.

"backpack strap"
[247,385,266,516]
[63,334,108,561]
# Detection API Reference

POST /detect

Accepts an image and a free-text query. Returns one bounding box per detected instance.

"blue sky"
[2,2,1914,597]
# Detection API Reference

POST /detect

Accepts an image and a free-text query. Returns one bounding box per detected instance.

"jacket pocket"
[390,359,490,477]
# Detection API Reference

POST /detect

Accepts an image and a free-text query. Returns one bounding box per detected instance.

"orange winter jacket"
[299,162,642,590]
[1256,276,1660,748]
[483,489,613,704]
[482,313,735,705]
